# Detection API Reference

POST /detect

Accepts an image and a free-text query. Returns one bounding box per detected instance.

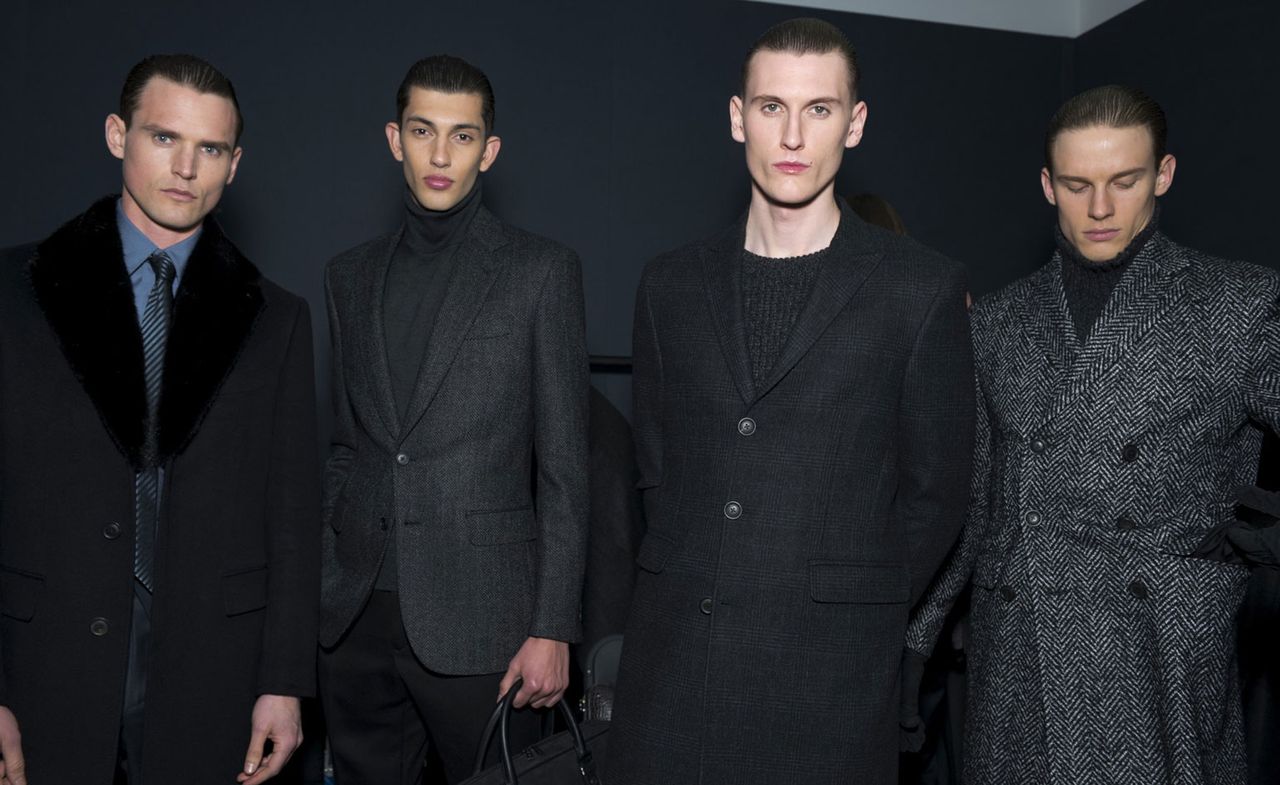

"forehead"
[744,50,850,102]
[1050,124,1156,174]
[402,87,485,127]
[131,77,238,144]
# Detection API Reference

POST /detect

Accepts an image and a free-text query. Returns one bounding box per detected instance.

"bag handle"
[471,677,599,785]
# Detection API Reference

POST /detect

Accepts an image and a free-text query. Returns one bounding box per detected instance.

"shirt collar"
[116,198,202,281]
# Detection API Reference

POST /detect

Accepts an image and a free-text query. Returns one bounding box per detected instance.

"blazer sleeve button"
[89,617,110,637]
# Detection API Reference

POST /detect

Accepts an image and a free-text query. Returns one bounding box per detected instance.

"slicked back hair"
[741,17,860,101]
[120,54,243,143]
[1045,85,1167,173]
[396,55,496,135]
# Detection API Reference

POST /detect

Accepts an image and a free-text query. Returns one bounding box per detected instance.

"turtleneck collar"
[402,179,482,257]
[1055,201,1161,273]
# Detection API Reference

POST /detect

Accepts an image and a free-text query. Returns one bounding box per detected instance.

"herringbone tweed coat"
[906,230,1280,785]
[608,203,975,785]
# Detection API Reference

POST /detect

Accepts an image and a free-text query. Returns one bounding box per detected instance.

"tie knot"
[148,251,176,285]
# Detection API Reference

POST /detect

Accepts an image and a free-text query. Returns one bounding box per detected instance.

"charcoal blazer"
[0,197,320,785]
[607,201,975,785]
[319,204,589,674]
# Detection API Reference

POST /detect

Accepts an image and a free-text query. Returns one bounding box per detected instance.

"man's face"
[106,77,242,245]
[729,50,866,208]
[386,87,501,211]
[1041,124,1175,262]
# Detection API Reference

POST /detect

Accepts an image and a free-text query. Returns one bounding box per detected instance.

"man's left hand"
[498,637,569,709]
[236,694,302,785]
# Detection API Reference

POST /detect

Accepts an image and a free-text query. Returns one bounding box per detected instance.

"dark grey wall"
[7,0,1265,423]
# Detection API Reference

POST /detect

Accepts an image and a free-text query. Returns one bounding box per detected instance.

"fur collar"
[28,196,264,468]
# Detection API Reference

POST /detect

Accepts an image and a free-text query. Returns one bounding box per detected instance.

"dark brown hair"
[741,17,860,100]
[1045,85,1167,172]
[396,55,496,135]
[120,54,242,142]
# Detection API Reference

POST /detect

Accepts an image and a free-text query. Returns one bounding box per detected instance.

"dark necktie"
[134,251,176,592]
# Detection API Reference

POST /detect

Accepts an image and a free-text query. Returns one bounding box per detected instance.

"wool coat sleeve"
[256,298,322,697]
[896,267,975,607]
[322,269,355,524]
[527,252,590,642]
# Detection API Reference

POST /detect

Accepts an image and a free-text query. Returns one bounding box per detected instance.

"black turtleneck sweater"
[1058,204,1160,341]
[378,181,481,590]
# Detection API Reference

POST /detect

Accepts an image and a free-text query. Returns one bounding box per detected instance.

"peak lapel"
[700,214,755,405]
[28,197,148,466]
[753,205,882,400]
[398,208,502,439]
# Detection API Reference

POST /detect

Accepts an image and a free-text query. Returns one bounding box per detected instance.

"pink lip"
[163,188,196,202]
[773,162,810,174]
[1084,229,1121,242]
[425,176,454,190]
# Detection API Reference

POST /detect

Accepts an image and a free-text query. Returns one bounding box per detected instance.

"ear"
[224,146,243,186]
[1154,153,1176,197]
[385,122,404,162]
[729,96,746,144]
[845,100,868,149]
[106,114,127,161]
[1040,167,1057,206]
[479,134,502,173]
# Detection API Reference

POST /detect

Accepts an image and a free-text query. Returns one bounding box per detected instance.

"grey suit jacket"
[906,231,1280,784]
[319,204,589,675]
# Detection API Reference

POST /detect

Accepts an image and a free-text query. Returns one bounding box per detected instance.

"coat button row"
[1121,444,1140,463]
[395,453,410,465]
[1024,510,1042,526]
[1030,438,1047,454]
[723,501,742,520]
[999,585,1017,602]
[1116,516,1137,531]
[1128,580,1149,600]
[102,521,122,540]
[737,417,756,436]
[89,617,110,637]
[699,597,714,615]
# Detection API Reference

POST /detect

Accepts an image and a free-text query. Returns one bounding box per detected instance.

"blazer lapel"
[156,217,264,460]
[1042,232,1190,427]
[397,207,502,439]
[754,203,882,400]
[28,197,148,467]
[351,229,403,442]
[700,214,756,406]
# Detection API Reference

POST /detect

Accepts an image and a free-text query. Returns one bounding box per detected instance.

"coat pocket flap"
[808,561,909,604]
[635,533,679,574]
[468,507,537,545]
[0,566,44,621]
[467,314,512,339]
[222,565,268,616]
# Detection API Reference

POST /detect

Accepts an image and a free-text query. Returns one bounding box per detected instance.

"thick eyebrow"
[403,115,484,135]
[750,94,843,108]
[1056,167,1148,185]
[140,123,233,153]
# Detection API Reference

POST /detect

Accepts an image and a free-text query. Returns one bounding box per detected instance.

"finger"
[497,665,521,703]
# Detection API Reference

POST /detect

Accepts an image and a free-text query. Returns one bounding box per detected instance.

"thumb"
[243,725,267,775]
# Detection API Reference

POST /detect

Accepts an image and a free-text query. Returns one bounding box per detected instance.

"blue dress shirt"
[116,199,200,322]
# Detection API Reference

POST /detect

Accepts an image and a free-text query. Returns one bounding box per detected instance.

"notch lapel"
[349,229,404,444]
[700,214,755,405]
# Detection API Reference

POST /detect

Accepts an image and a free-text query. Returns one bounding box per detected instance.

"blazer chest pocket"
[466,313,512,340]
[468,507,536,545]
[222,565,268,616]
[808,561,909,604]
[0,565,44,621]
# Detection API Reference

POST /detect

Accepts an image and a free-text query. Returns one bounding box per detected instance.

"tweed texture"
[906,231,1280,785]
[319,205,590,674]
[607,202,975,785]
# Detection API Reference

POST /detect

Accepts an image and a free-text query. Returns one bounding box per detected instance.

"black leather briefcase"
[461,677,609,785]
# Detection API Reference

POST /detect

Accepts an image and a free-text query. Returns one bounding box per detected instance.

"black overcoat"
[319,205,589,672]
[0,197,320,784]
[607,203,975,785]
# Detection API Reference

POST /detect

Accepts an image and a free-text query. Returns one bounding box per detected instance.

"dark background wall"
[1,0,1271,425]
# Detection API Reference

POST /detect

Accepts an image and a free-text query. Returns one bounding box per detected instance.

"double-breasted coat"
[0,197,320,784]
[607,204,975,785]
[319,205,589,672]
[907,231,1280,784]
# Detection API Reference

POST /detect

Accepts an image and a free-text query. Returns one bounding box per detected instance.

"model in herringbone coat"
[907,229,1280,785]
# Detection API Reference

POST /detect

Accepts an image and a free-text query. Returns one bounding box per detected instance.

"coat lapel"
[700,214,756,405]
[28,197,148,466]
[754,203,883,400]
[397,207,502,440]
[351,230,403,443]
[28,197,265,467]
[1041,232,1191,428]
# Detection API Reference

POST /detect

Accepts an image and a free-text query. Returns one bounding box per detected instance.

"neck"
[403,180,481,252]
[744,185,841,258]
[120,190,200,248]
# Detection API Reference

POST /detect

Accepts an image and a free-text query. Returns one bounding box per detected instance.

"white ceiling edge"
[746,0,1148,38]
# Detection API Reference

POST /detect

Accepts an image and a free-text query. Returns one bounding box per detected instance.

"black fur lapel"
[27,196,264,468]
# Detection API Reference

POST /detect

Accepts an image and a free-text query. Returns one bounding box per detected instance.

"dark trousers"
[320,590,543,785]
